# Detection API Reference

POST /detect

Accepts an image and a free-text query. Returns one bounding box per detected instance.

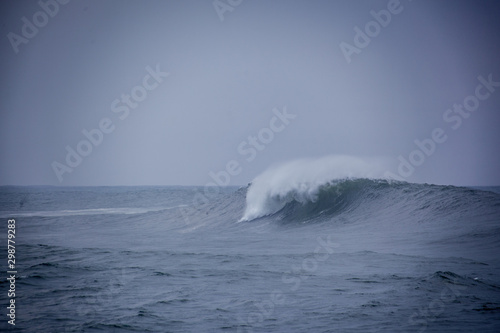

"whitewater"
[1,157,499,332]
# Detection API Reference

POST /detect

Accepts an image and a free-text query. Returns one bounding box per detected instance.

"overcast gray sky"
[1,0,499,186]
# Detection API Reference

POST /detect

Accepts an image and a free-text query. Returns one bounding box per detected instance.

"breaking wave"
[240,156,390,221]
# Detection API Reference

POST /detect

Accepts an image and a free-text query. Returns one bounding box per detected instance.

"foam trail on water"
[0,205,187,218]
[240,155,389,221]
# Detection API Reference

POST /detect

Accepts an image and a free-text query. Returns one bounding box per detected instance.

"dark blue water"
[1,180,500,332]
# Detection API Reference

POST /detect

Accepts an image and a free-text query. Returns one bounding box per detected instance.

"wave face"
[261,178,389,222]
[240,157,500,251]
[241,156,390,221]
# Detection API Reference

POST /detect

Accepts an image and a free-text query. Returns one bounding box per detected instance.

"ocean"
[1,178,500,332]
